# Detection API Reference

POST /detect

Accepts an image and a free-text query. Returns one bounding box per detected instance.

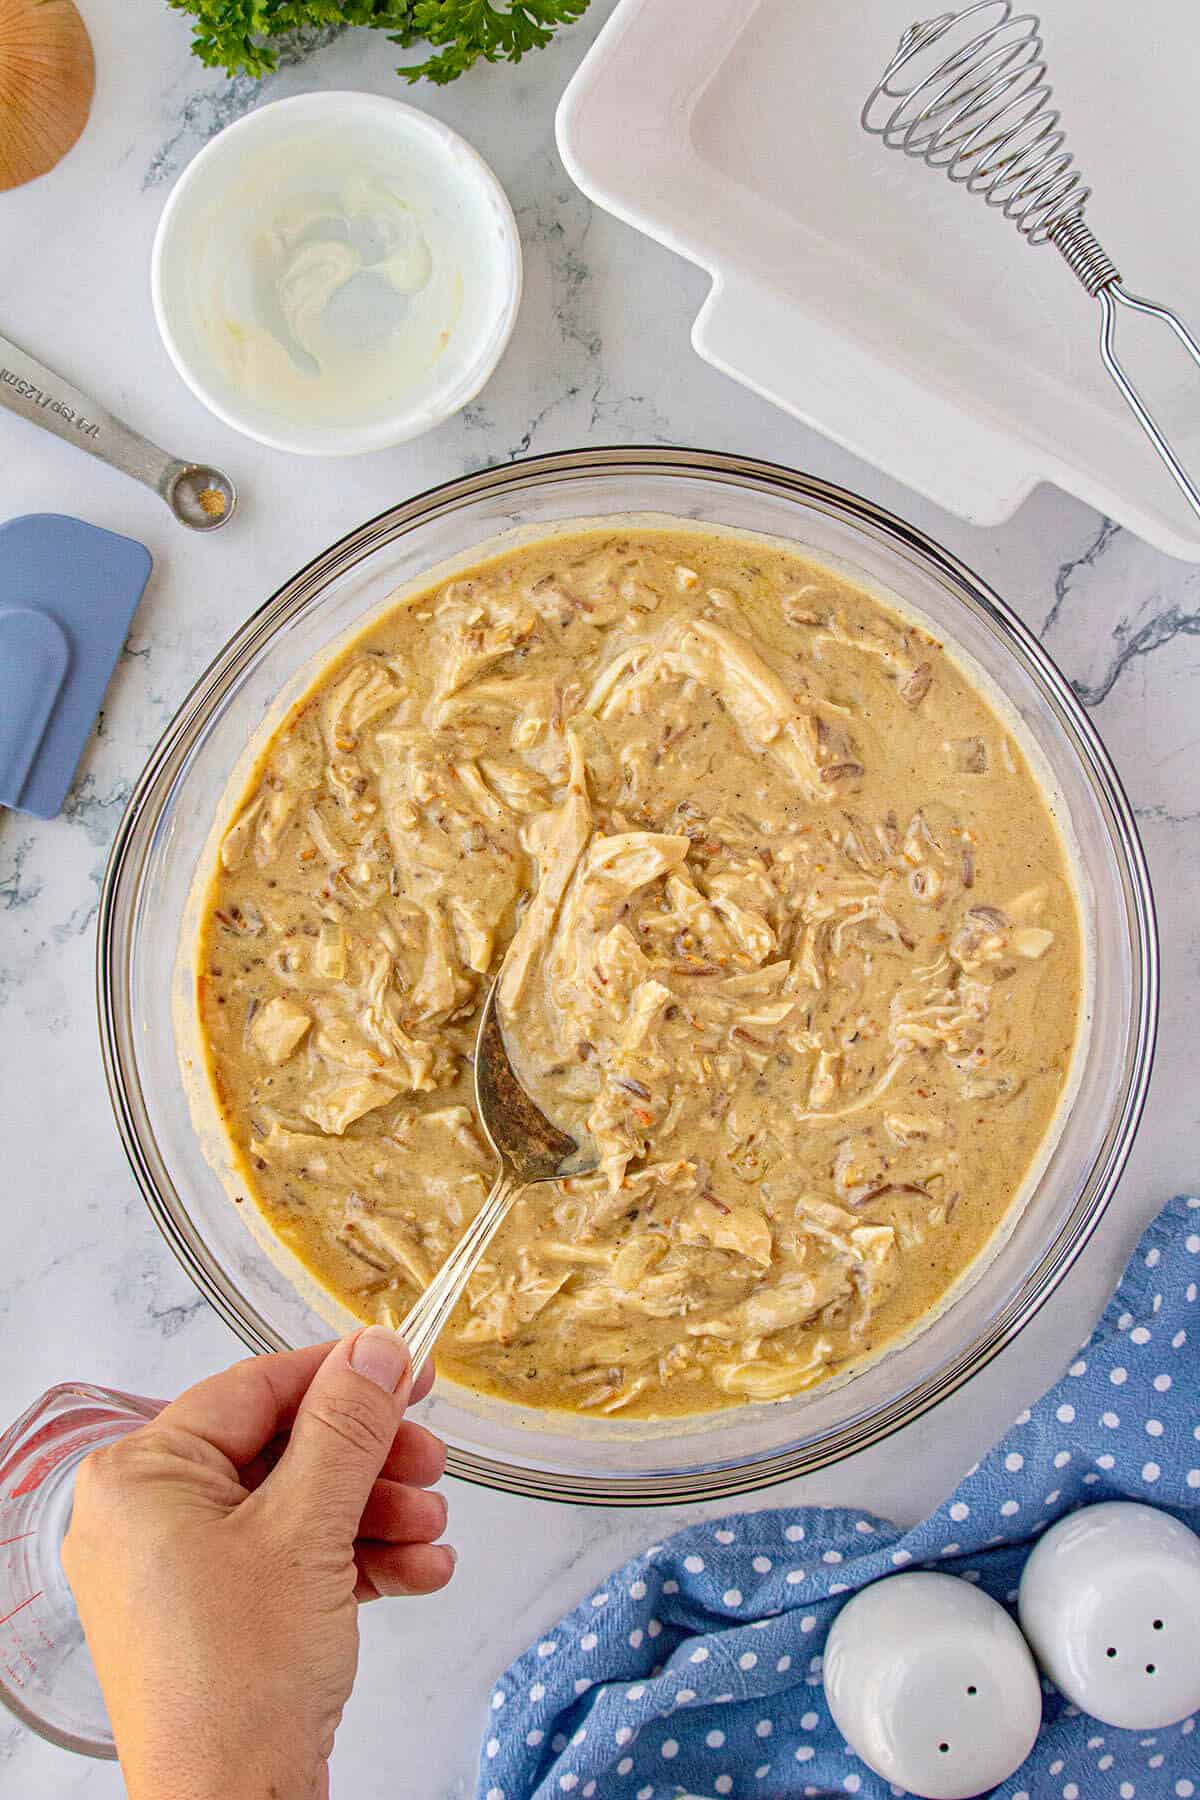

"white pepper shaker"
[824,1571,1042,1799]
[1019,1500,1200,1729]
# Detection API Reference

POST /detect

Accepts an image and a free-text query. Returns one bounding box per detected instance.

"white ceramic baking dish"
[556,0,1200,561]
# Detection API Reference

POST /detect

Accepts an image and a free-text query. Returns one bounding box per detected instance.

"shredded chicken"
[199,527,1081,1421]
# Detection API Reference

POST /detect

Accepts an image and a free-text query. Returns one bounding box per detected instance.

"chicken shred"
[197,528,1081,1420]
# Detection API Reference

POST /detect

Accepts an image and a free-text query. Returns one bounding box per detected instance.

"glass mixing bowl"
[97,449,1157,1504]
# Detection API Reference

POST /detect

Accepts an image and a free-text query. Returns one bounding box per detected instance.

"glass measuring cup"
[0,1381,163,1757]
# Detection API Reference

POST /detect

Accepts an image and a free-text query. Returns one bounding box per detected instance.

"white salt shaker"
[823,1571,1042,1799]
[1019,1500,1200,1729]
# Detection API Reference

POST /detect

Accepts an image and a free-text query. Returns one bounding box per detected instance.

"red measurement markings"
[0,1533,35,1547]
[0,1591,42,1628]
[1,1407,126,1497]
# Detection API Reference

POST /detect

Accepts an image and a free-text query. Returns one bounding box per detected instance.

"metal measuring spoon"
[0,329,236,531]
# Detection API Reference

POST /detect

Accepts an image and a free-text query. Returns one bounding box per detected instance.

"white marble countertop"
[2,3,1198,1794]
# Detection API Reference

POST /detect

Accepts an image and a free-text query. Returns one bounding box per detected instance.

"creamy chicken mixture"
[197,526,1081,1419]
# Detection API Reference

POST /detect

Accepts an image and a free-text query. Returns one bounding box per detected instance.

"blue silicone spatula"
[0,514,153,820]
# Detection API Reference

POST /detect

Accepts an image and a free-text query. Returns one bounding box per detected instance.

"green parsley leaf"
[167,0,590,84]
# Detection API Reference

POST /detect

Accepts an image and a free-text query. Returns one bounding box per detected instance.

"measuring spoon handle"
[0,329,189,504]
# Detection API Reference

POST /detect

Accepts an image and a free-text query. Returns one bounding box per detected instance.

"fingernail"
[350,1327,411,1394]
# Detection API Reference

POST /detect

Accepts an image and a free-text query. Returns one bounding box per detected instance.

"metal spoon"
[0,329,236,531]
[397,977,596,1372]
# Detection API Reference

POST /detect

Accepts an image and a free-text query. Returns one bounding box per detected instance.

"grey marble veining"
[142,22,350,189]
[2,1,1198,1794]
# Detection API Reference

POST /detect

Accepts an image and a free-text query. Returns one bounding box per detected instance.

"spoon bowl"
[473,982,589,1183]
[164,463,238,532]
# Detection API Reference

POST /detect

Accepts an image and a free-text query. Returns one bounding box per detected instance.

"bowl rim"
[149,90,524,457]
[97,446,1159,1504]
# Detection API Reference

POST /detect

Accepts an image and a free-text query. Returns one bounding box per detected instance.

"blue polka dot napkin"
[478,1197,1200,1800]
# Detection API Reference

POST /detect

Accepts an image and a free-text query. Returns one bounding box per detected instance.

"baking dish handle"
[691,270,1038,532]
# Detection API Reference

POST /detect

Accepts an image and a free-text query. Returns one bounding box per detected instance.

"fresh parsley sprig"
[168,0,591,85]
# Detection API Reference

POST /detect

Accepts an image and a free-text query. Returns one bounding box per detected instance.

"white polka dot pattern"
[479,1200,1200,1800]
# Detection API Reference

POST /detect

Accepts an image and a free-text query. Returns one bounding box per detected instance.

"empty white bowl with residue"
[152,92,522,455]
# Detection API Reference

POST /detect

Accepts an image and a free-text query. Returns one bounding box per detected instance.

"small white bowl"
[151,92,522,456]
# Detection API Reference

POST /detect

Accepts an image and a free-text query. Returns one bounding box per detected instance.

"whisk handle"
[863,7,1200,527]
[1049,218,1200,525]
[1097,287,1200,526]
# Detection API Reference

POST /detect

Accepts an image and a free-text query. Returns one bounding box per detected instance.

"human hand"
[62,1329,453,1800]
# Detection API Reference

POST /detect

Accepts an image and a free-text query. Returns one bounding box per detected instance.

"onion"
[0,0,94,192]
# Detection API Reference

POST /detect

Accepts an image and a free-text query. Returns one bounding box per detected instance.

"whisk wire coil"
[864,3,1088,242]
[863,0,1200,526]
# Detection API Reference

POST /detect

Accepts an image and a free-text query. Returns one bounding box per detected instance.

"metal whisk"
[862,0,1200,524]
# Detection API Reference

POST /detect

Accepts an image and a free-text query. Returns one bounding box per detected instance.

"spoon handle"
[0,329,189,504]
[398,1166,523,1373]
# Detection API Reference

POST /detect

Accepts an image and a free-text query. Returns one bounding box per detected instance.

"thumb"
[269,1328,412,1538]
